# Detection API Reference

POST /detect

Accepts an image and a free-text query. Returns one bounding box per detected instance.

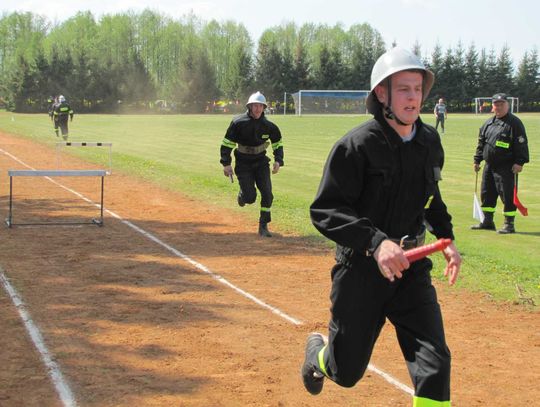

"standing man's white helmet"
[366,47,434,114]
[59,95,66,103]
[246,91,267,108]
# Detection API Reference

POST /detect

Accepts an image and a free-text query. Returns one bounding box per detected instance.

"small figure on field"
[220,91,284,237]
[472,93,529,234]
[433,97,447,134]
[301,48,461,406]
[47,96,56,121]
[53,95,74,140]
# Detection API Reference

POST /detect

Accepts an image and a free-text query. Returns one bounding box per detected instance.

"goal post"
[474,97,519,114]
[291,90,370,115]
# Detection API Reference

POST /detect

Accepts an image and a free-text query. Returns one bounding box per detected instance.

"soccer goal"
[473,97,519,114]
[291,90,370,115]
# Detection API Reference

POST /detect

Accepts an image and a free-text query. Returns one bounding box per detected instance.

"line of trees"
[1,10,539,113]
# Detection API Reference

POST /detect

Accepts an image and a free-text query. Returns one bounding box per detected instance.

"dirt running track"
[0,131,538,407]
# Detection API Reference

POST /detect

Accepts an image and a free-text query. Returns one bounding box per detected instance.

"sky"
[2,0,539,64]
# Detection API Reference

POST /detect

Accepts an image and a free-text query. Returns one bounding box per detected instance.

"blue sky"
[3,0,538,64]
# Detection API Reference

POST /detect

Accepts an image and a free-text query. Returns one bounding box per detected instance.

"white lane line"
[0,147,414,396]
[0,269,77,407]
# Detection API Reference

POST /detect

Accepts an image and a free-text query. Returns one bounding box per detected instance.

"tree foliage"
[1,10,539,113]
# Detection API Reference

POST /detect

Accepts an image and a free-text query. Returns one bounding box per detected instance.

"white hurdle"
[6,169,108,227]
[56,142,113,175]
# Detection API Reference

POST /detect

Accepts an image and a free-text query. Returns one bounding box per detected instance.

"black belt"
[389,229,426,250]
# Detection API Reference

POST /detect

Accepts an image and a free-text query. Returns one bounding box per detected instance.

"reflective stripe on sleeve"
[221,138,236,149]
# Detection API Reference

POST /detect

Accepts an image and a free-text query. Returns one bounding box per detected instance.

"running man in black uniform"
[301,48,462,407]
[220,92,284,237]
[53,95,74,140]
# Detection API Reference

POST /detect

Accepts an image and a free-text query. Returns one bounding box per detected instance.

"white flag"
[473,193,485,222]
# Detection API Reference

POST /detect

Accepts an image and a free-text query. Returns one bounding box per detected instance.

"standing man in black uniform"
[472,93,529,234]
[300,48,462,407]
[220,91,284,237]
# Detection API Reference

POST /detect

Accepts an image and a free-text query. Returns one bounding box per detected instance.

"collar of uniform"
[375,112,427,146]
[411,117,428,146]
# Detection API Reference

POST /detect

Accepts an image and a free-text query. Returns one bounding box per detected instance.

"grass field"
[0,111,538,306]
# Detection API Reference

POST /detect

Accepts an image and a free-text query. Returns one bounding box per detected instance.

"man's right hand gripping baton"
[404,238,452,263]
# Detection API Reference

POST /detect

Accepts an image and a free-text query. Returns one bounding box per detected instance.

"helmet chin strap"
[383,78,409,126]
[383,106,408,126]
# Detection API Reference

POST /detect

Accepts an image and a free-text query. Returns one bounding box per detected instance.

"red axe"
[513,173,528,216]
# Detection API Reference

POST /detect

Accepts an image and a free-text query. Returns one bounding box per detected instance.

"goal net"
[291,90,370,115]
[473,97,519,114]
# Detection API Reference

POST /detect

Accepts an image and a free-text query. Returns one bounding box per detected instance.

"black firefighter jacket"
[310,112,455,266]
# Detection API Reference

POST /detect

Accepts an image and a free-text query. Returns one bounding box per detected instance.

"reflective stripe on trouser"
[312,260,451,400]
[481,163,516,214]
[235,157,273,223]
[413,396,451,406]
[260,207,271,223]
[317,345,329,377]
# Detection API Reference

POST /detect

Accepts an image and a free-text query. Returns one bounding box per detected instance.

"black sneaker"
[237,193,245,207]
[301,333,326,395]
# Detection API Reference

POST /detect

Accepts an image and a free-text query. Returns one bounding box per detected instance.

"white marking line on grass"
[0,147,414,396]
[0,270,77,407]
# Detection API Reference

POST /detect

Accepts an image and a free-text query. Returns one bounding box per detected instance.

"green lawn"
[0,111,538,306]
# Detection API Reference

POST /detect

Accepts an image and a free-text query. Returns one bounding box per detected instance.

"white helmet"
[58,95,66,103]
[366,47,434,114]
[246,91,267,108]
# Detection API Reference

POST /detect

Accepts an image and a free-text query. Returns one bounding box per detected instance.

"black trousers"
[435,114,445,131]
[481,163,515,214]
[318,257,450,402]
[54,115,70,135]
[235,157,273,223]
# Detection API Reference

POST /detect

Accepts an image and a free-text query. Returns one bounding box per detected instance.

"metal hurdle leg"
[6,174,13,227]
[6,169,108,227]
[92,175,104,226]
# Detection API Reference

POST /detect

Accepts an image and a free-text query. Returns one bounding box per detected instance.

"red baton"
[404,238,452,263]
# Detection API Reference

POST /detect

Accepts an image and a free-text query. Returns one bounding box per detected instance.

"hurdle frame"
[6,169,107,228]
[56,142,113,175]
